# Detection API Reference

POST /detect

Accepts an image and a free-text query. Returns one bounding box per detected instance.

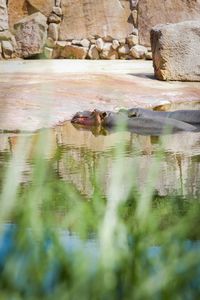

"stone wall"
[59,0,133,40]
[1,0,148,60]
[138,0,200,46]
[43,0,148,60]
[0,0,8,31]
[0,0,199,60]
[0,0,17,59]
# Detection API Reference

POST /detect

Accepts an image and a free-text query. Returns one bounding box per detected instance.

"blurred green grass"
[0,129,200,300]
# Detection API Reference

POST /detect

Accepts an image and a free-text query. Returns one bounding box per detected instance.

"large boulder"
[130,44,147,59]
[151,21,200,81]
[2,40,14,59]
[88,45,99,59]
[14,12,48,58]
[59,0,133,40]
[8,0,29,31]
[138,0,200,46]
[61,45,88,59]
[8,0,54,31]
[27,0,55,16]
[0,0,9,31]
[0,30,17,54]
[52,41,67,58]
[100,43,119,59]
[0,30,14,41]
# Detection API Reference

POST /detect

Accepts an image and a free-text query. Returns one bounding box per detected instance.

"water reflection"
[0,120,200,199]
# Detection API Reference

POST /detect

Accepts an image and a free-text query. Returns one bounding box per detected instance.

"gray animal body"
[103,112,196,134]
[127,108,200,124]
[71,108,200,136]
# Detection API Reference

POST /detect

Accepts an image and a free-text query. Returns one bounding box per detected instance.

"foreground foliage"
[0,131,200,300]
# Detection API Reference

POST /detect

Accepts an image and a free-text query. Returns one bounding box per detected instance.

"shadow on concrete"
[128,73,156,80]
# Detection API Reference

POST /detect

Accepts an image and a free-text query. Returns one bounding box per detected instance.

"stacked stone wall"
[0,0,17,59]
[1,0,149,60]
[0,0,199,60]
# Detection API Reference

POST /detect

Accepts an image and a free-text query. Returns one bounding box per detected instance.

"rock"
[48,23,59,41]
[145,51,152,60]
[120,55,132,60]
[0,1,6,11]
[55,0,61,6]
[88,45,99,59]
[130,45,147,59]
[14,12,48,58]
[0,30,13,41]
[62,41,71,46]
[0,0,9,31]
[72,39,90,48]
[81,39,90,48]
[151,21,200,81]
[59,0,133,40]
[44,47,53,59]
[8,0,54,30]
[57,41,68,48]
[46,37,56,48]
[100,43,118,59]
[61,45,88,59]
[119,38,126,45]
[7,0,29,31]
[27,0,55,16]
[132,28,138,36]
[120,0,135,29]
[102,35,113,42]
[0,30,17,50]
[132,9,138,27]
[53,40,67,58]
[48,13,61,24]
[89,38,96,44]
[0,42,2,58]
[130,0,139,9]
[126,34,138,47]
[10,35,17,50]
[2,40,14,59]
[94,34,101,39]
[96,38,104,51]
[52,7,62,17]
[138,0,200,46]
[71,39,81,45]
[112,39,120,50]
[118,44,130,56]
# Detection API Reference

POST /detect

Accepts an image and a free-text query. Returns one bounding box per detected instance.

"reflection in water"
[0,120,200,199]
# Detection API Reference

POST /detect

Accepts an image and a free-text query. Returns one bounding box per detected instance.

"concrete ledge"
[0,59,153,74]
[0,60,200,132]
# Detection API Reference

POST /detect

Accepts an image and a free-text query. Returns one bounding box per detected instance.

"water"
[1,121,200,199]
[0,104,200,297]
[0,104,200,234]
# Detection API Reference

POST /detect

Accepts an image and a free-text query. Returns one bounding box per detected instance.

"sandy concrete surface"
[0,59,200,131]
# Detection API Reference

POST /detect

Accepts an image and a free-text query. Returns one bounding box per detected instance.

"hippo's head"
[71,110,107,126]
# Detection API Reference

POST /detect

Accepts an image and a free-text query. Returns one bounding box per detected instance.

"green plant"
[0,130,199,300]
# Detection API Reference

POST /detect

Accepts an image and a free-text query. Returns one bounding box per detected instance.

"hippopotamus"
[71,108,198,136]
[127,108,200,124]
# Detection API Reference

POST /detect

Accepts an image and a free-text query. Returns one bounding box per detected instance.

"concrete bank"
[0,60,200,131]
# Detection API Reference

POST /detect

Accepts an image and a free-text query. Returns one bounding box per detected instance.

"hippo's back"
[168,110,200,124]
